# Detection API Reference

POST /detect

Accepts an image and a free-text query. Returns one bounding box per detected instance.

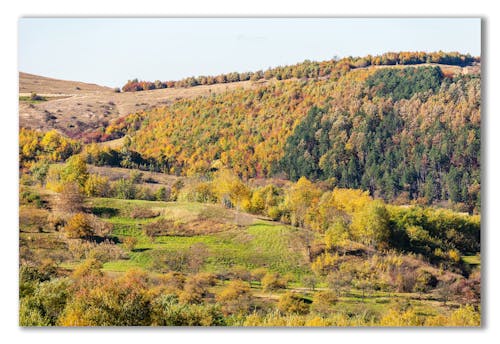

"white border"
[2,1,497,343]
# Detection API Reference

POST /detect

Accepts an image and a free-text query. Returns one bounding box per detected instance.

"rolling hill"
[19,72,271,140]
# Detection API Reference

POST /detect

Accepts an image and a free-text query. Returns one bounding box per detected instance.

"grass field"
[88,198,310,278]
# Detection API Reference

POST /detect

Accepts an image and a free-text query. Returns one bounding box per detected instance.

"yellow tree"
[350,200,390,249]
[212,168,250,224]
[61,155,89,189]
[285,176,321,228]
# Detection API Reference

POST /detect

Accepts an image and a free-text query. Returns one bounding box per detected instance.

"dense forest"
[19,51,481,327]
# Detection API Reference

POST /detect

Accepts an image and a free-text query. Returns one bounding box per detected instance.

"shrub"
[216,279,252,315]
[20,278,71,326]
[129,206,160,219]
[53,182,85,213]
[88,240,127,263]
[62,213,94,239]
[250,267,268,284]
[311,290,337,315]
[261,272,286,292]
[151,294,225,326]
[178,273,216,304]
[277,292,310,315]
[122,236,138,251]
[83,174,110,197]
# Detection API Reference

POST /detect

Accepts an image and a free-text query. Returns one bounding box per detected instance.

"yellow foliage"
[63,213,94,239]
[330,188,372,215]
[84,174,110,197]
[448,305,481,326]
[447,249,462,263]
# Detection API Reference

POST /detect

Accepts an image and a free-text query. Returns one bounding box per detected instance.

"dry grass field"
[19,72,270,139]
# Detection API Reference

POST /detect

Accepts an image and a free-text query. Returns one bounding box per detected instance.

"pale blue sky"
[18,18,481,87]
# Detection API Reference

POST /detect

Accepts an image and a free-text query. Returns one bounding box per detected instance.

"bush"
[129,206,160,219]
[62,213,94,239]
[277,292,310,315]
[62,213,112,239]
[53,182,85,213]
[178,273,216,304]
[261,272,286,292]
[251,267,268,284]
[216,279,252,315]
[88,240,127,263]
[122,236,138,251]
[311,290,337,315]
[20,278,71,326]
[151,294,225,326]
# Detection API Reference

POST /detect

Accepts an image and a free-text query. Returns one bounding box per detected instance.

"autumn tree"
[60,154,89,188]
[350,201,391,249]
[53,182,85,214]
[62,213,94,239]
[261,272,286,292]
[212,169,250,224]
[285,176,321,228]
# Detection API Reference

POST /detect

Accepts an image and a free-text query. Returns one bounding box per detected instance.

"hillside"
[19,72,271,140]
[19,72,112,95]
[99,64,480,211]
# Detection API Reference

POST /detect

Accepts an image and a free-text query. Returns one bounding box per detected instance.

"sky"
[18,18,481,87]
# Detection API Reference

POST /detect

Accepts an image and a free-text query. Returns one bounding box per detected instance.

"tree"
[62,213,94,239]
[436,280,454,306]
[122,236,138,251]
[60,155,88,188]
[285,176,321,228]
[250,267,268,284]
[83,174,109,197]
[350,201,390,248]
[53,182,85,214]
[19,278,71,326]
[302,274,318,291]
[324,220,350,250]
[212,169,251,224]
[311,290,337,315]
[30,160,49,186]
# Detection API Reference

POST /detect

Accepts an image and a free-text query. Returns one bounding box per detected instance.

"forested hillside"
[104,63,480,212]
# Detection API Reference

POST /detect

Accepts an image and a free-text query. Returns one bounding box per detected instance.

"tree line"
[120,51,478,92]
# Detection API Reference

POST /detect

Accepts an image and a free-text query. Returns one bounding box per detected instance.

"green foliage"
[388,205,480,257]
[19,278,71,326]
[278,71,480,210]
[151,294,226,326]
[365,66,443,101]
